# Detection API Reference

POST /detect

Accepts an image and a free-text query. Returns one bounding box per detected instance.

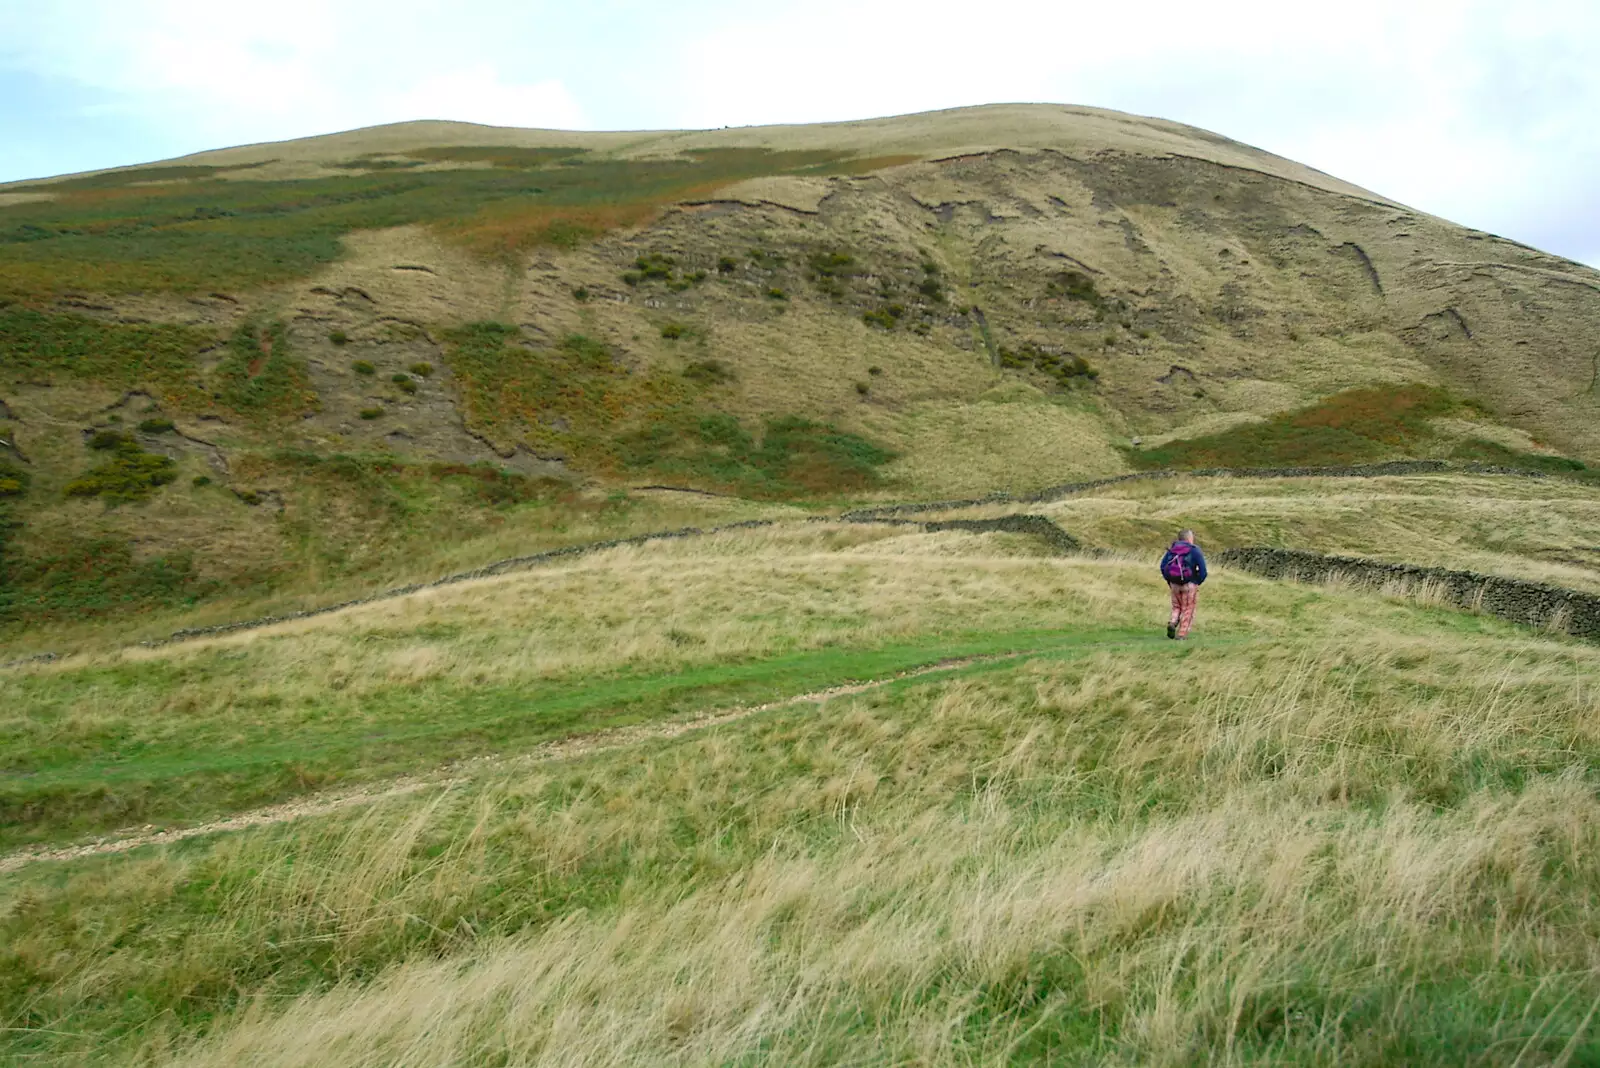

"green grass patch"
[0,149,917,297]
[211,321,318,421]
[618,413,894,497]
[0,538,214,628]
[0,304,214,407]
[1131,385,1458,469]
[0,626,1150,849]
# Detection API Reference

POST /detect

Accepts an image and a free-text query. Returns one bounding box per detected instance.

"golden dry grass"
[5,544,1597,1063]
[933,472,1600,595]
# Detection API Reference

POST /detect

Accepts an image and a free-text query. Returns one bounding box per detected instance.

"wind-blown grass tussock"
[4,519,1600,1063]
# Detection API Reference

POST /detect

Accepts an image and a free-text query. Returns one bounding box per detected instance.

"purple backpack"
[1162,542,1196,583]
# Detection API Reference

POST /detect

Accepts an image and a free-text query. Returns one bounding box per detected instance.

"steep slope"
[2,103,1598,627]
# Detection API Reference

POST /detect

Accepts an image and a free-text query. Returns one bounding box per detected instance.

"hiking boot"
[1166,623,1177,640]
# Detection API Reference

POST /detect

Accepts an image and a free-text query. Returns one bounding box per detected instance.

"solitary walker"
[1160,529,1207,639]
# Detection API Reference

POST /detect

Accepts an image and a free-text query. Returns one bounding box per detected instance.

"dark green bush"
[572,286,590,302]
[191,475,211,487]
[621,272,642,287]
[683,359,734,385]
[1046,270,1107,309]
[660,322,687,340]
[359,407,384,420]
[998,343,1099,388]
[352,361,376,375]
[863,304,905,330]
[717,256,737,273]
[393,375,419,394]
[635,253,675,281]
[88,429,132,451]
[329,330,349,346]
[855,381,870,395]
[868,365,883,376]
[65,435,177,503]
[0,458,27,498]
[138,417,175,434]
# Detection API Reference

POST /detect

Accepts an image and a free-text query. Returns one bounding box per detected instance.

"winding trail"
[0,654,1009,875]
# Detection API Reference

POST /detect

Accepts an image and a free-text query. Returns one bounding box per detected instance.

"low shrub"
[137,417,175,434]
[863,304,905,329]
[766,287,788,301]
[1046,270,1109,309]
[998,343,1099,388]
[660,322,687,340]
[359,407,384,420]
[683,359,735,385]
[191,475,211,487]
[394,376,419,394]
[855,381,870,396]
[329,330,349,346]
[0,459,27,498]
[717,256,737,273]
[65,435,177,504]
[868,365,883,376]
[352,361,376,375]
[409,362,434,377]
[572,286,590,302]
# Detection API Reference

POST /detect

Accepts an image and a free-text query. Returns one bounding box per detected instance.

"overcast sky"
[3,0,1597,267]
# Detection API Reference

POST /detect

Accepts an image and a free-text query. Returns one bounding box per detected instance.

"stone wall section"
[1219,547,1600,641]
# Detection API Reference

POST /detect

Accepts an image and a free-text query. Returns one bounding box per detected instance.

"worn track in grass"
[0,653,1012,874]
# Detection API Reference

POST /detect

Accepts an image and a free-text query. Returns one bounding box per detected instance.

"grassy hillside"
[3,102,1599,630]
[4,518,1600,1064]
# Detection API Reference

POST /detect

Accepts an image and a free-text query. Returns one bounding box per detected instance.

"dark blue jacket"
[1160,541,1207,585]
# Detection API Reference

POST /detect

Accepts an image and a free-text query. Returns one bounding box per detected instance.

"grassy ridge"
[1,532,1596,1064]
[0,149,913,297]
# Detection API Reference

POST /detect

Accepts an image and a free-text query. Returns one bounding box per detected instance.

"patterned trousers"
[1168,582,1198,638]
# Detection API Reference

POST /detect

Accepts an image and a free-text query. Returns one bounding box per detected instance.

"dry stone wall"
[1219,547,1600,641]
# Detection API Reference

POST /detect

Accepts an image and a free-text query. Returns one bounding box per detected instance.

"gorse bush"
[682,359,734,385]
[998,342,1099,388]
[862,304,905,329]
[0,457,27,498]
[64,433,178,503]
